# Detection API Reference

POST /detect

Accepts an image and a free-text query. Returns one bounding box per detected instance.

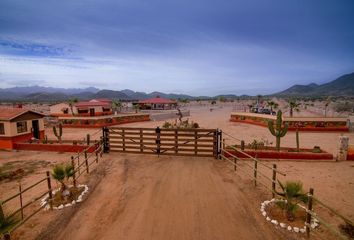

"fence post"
[86,133,90,146]
[46,171,53,210]
[19,182,24,220]
[77,151,81,175]
[95,149,99,163]
[71,156,76,187]
[155,127,161,156]
[102,127,109,153]
[140,129,144,153]
[218,130,222,159]
[306,188,314,238]
[241,140,245,151]
[254,160,258,186]
[84,150,89,173]
[272,164,277,198]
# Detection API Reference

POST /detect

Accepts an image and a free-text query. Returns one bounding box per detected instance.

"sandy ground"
[37,154,291,240]
[1,103,353,240]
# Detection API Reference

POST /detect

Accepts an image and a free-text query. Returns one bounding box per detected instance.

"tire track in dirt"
[38,154,287,240]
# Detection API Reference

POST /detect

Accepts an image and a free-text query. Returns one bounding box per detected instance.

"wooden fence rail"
[0,140,104,239]
[221,136,352,240]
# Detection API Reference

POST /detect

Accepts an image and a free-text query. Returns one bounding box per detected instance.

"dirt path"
[39,154,285,240]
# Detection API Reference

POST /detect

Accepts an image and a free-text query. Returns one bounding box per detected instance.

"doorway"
[32,120,40,139]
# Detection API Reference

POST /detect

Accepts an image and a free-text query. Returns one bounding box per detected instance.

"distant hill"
[275,72,354,96]
[1,71,353,101]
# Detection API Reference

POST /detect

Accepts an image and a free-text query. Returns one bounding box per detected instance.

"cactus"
[268,110,288,151]
[53,123,63,143]
[296,129,300,152]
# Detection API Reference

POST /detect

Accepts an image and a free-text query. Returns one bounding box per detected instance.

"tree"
[324,96,332,117]
[112,100,122,114]
[51,164,74,196]
[287,99,301,117]
[275,181,308,221]
[268,110,288,151]
[67,98,78,115]
[266,101,279,112]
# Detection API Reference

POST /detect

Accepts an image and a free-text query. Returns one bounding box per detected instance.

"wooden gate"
[106,127,221,157]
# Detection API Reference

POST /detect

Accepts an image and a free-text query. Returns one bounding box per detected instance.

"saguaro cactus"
[268,110,288,151]
[53,123,63,143]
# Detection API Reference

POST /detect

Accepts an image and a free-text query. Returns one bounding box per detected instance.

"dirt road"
[38,154,285,240]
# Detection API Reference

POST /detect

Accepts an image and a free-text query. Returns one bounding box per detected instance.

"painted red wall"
[0,130,45,150]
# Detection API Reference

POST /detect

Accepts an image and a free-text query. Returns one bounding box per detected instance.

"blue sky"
[0,0,353,96]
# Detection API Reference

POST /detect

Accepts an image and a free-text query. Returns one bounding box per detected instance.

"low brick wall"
[224,148,334,160]
[230,113,349,132]
[59,114,150,128]
[14,142,97,153]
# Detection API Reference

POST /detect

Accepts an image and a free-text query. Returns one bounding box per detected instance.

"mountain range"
[0,72,353,102]
[275,72,354,96]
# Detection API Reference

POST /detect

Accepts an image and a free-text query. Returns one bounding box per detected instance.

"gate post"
[155,127,161,156]
[102,127,110,153]
[217,129,222,159]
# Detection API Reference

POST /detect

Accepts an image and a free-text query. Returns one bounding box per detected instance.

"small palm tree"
[112,100,122,114]
[51,164,74,196]
[266,101,279,112]
[287,99,301,117]
[0,211,19,235]
[275,181,308,221]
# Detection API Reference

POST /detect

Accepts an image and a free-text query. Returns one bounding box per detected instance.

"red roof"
[139,96,176,104]
[0,108,44,121]
[75,101,111,108]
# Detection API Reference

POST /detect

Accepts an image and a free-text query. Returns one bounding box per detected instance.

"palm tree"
[67,98,78,115]
[324,96,332,117]
[0,208,19,235]
[266,101,279,112]
[111,100,122,114]
[275,181,308,221]
[51,164,74,196]
[287,99,301,117]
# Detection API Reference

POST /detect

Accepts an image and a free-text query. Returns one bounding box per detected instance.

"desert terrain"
[1,102,353,240]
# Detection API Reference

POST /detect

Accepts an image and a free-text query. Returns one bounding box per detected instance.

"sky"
[0,0,353,96]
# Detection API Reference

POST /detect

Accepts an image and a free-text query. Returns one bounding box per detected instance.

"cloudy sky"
[0,0,353,96]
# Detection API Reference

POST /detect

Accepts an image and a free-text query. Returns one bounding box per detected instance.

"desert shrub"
[162,121,172,129]
[334,101,354,113]
[339,223,354,238]
[312,146,322,153]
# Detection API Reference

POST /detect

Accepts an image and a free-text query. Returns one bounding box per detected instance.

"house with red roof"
[0,108,45,149]
[50,99,113,117]
[138,96,177,110]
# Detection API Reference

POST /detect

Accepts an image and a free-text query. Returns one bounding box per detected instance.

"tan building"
[0,108,45,149]
[50,99,112,117]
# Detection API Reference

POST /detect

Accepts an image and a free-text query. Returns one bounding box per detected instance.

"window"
[0,123,4,135]
[17,121,27,133]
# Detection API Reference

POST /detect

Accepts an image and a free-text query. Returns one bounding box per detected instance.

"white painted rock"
[65,203,72,207]
[287,226,292,231]
[280,223,286,228]
[293,227,299,233]
[262,211,267,217]
[76,198,82,203]
[266,217,271,221]
[57,205,64,210]
[300,228,306,233]
[271,220,278,225]
[72,200,76,205]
